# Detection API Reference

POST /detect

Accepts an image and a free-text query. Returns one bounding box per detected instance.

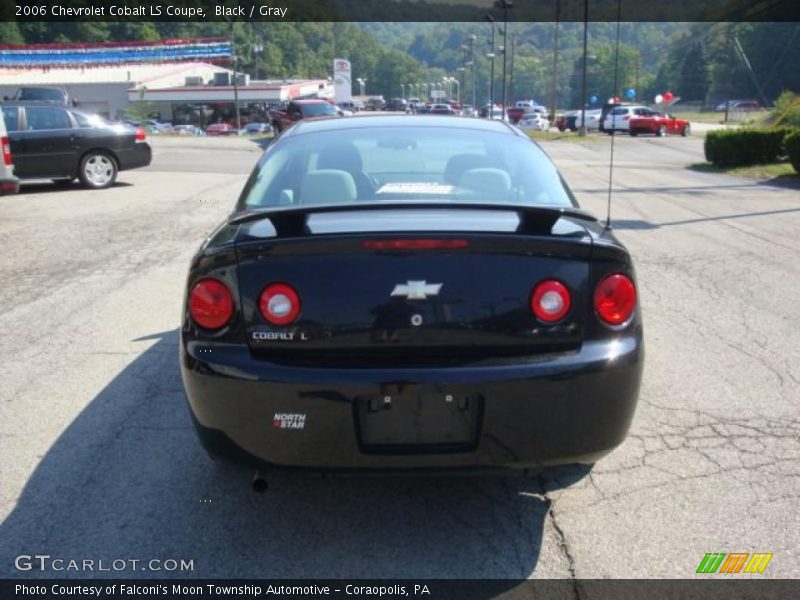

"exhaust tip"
[251,471,268,493]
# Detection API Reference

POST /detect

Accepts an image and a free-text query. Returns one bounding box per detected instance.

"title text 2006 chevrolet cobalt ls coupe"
[180,116,643,473]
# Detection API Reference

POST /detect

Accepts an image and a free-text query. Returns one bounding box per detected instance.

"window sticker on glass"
[377,182,456,195]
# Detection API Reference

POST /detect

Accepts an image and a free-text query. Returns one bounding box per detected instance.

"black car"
[0,102,152,189]
[180,116,643,475]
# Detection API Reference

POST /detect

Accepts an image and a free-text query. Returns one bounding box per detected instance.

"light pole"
[495,1,513,117]
[401,83,406,99]
[229,21,241,130]
[451,75,461,103]
[579,0,589,136]
[468,33,477,109]
[356,78,367,97]
[485,15,496,118]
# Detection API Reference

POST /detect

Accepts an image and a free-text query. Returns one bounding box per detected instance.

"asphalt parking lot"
[0,131,798,580]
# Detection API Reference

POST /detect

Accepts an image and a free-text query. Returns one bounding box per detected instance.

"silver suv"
[0,107,20,195]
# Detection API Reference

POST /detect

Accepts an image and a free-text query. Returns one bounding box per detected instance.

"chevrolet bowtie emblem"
[391,280,443,300]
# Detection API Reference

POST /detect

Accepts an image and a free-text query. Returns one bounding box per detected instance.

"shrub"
[785,130,800,174]
[770,90,800,128]
[705,127,794,167]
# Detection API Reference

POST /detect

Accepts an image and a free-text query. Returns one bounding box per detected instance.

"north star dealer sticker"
[273,413,306,430]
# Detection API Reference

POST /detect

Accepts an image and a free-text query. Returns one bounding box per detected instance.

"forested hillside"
[1,20,797,108]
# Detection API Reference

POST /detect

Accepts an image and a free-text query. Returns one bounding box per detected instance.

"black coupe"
[180,116,643,474]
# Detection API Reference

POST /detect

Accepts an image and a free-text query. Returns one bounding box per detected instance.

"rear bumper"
[1,175,20,195]
[180,331,643,471]
[116,143,152,171]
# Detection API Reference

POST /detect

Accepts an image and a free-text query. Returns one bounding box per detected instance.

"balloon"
[655,94,664,104]
[626,88,636,99]
[663,91,674,102]
[589,95,598,104]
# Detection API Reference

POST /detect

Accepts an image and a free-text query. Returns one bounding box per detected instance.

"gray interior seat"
[457,168,512,202]
[299,169,357,205]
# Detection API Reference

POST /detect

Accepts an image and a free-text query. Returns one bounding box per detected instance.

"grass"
[526,130,607,142]
[688,160,799,182]
[671,109,770,126]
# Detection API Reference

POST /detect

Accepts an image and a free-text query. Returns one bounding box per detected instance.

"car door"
[19,106,78,178]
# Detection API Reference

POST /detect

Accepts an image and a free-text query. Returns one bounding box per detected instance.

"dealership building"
[0,62,334,124]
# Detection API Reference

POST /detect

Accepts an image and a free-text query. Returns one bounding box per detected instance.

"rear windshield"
[301,103,338,117]
[17,88,65,102]
[239,126,575,210]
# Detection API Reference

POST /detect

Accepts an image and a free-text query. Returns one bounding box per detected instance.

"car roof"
[284,115,524,138]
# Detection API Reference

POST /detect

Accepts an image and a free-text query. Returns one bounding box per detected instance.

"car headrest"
[300,170,357,205]
[457,168,512,200]
[444,153,490,185]
[317,142,363,172]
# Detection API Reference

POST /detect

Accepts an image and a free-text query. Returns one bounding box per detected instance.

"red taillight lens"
[363,239,469,251]
[594,273,637,326]
[531,280,571,322]
[189,278,234,330]
[134,127,147,142]
[259,283,301,326]
[1,136,12,166]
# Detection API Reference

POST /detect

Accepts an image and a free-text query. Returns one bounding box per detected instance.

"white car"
[574,109,602,130]
[602,105,656,133]
[517,113,550,131]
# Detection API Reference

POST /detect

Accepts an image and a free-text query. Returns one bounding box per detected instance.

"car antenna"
[605,0,623,231]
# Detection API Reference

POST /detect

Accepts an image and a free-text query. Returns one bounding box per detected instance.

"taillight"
[189,278,234,330]
[363,239,469,251]
[594,273,637,326]
[1,136,12,166]
[134,127,147,142]
[531,280,571,322]
[259,283,301,326]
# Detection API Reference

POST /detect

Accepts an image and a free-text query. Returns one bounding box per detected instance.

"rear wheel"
[79,151,117,189]
[682,123,691,136]
[629,130,637,137]
[657,125,667,137]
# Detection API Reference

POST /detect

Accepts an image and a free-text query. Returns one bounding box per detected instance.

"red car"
[205,123,236,136]
[628,113,690,137]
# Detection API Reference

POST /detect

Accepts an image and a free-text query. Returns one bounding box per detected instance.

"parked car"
[517,112,550,131]
[173,124,205,136]
[601,105,654,133]
[11,86,70,105]
[180,115,643,476]
[146,119,173,134]
[555,110,579,132]
[461,104,476,117]
[574,108,602,130]
[243,122,272,134]
[337,100,364,112]
[205,122,237,136]
[0,102,151,189]
[384,98,410,113]
[269,99,339,133]
[365,97,386,111]
[629,113,691,137]
[0,107,20,195]
[429,103,457,115]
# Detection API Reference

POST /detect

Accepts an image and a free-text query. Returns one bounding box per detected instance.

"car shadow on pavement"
[611,206,800,231]
[18,181,133,195]
[0,329,590,581]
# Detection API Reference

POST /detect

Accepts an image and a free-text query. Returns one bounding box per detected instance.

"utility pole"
[486,15,496,118]
[508,33,516,108]
[230,20,241,130]
[579,0,589,136]
[469,34,477,109]
[549,0,560,121]
[497,1,513,116]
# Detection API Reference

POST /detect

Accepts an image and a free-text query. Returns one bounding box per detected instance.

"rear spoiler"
[228,202,597,238]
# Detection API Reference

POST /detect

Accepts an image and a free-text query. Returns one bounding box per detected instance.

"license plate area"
[355,388,482,453]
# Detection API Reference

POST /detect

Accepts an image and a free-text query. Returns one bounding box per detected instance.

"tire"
[657,125,667,137]
[629,130,637,137]
[682,124,691,137]
[78,152,117,189]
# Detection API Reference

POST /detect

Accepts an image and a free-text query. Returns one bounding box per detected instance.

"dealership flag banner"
[0,38,232,68]
[333,58,352,104]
